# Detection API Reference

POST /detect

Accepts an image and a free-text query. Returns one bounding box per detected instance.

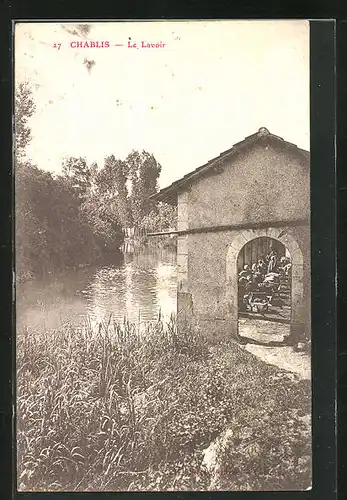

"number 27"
[53,43,61,50]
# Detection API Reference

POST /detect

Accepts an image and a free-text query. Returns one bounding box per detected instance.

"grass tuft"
[17,316,311,491]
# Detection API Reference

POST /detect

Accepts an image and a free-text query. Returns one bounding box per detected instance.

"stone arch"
[226,227,304,342]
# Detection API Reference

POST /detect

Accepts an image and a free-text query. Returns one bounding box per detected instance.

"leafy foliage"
[14,84,173,281]
[14,81,36,159]
[95,155,132,227]
[140,203,177,233]
[15,163,106,279]
[128,150,161,227]
[62,157,96,200]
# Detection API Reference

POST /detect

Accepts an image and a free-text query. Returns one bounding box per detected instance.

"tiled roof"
[152,127,309,204]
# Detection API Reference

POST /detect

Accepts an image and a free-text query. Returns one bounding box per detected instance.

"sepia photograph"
[15,20,311,491]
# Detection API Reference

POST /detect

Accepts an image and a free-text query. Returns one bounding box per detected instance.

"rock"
[201,428,234,489]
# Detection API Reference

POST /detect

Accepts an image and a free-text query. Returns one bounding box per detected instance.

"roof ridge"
[152,128,309,203]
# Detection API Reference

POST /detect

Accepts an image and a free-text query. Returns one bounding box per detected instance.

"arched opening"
[237,237,292,342]
[226,227,305,344]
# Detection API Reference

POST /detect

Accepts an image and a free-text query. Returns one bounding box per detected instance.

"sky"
[15,20,310,188]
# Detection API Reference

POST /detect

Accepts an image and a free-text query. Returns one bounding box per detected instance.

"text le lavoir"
[128,41,167,49]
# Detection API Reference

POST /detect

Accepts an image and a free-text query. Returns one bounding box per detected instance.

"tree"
[127,150,161,228]
[140,202,177,233]
[15,82,38,280]
[62,157,94,199]
[14,79,164,279]
[14,83,127,280]
[95,155,131,227]
[79,192,124,251]
[14,81,36,160]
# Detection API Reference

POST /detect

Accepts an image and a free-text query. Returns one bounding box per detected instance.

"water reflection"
[16,246,177,331]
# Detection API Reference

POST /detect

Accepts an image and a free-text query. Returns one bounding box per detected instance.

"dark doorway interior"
[237,237,292,342]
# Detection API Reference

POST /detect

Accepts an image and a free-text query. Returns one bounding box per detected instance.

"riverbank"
[16,246,126,286]
[16,236,177,286]
[17,318,311,491]
[16,246,177,332]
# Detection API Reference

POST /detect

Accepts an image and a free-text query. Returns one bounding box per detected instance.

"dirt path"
[243,344,311,380]
[237,317,311,380]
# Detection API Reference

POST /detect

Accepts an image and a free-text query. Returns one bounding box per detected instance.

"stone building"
[152,128,310,344]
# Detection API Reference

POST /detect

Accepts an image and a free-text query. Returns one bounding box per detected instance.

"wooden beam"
[146,218,309,237]
[147,230,181,236]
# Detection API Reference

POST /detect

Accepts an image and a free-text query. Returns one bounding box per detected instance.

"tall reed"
[16,315,311,491]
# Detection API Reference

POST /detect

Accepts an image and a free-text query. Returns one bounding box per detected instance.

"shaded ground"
[239,316,290,343]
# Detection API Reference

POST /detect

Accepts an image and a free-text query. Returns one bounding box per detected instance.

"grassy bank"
[17,318,311,491]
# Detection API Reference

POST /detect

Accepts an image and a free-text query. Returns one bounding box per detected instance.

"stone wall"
[176,140,310,343]
[183,225,309,342]
[188,140,309,229]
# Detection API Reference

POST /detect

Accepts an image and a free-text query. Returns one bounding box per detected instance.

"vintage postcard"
[14,20,311,491]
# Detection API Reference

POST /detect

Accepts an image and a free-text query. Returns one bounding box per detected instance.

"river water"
[16,245,177,332]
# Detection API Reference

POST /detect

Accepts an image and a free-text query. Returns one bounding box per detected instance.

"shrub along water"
[17,317,311,491]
